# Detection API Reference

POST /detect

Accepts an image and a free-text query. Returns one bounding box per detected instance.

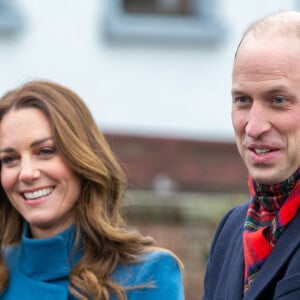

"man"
[203,11,300,300]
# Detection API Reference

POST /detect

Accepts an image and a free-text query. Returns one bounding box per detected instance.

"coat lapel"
[245,210,300,300]
[226,235,245,300]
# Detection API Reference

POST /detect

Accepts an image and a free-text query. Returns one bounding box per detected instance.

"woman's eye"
[39,147,56,156]
[1,155,17,165]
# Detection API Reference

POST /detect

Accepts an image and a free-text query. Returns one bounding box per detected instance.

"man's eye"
[236,96,250,104]
[273,96,287,104]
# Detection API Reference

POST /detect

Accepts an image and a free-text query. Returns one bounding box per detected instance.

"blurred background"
[0,0,298,298]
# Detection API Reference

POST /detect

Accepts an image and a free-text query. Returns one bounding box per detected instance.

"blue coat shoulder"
[112,249,185,300]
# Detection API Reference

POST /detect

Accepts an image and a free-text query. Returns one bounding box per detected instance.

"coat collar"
[245,210,300,299]
[19,222,82,281]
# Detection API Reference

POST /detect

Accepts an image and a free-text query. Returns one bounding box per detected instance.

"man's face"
[232,34,300,185]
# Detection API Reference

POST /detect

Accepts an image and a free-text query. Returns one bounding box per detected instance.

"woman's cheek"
[1,168,15,191]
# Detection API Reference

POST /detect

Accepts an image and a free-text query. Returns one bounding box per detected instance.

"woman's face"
[0,108,81,238]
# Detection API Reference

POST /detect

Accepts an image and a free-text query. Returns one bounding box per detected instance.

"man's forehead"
[234,34,300,71]
[239,26,300,53]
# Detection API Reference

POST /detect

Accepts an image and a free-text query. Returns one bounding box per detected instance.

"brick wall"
[104,133,249,299]
[105,133,248,193]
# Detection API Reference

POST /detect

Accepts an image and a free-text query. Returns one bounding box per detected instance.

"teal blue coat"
[1,224,184,300]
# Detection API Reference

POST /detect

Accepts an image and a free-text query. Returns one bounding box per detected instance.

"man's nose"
[245,102,271,138]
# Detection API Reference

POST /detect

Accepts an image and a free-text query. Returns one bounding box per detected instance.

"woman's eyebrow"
[0,137,54,153]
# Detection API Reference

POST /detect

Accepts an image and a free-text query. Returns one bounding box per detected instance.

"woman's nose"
[18,159,40,182]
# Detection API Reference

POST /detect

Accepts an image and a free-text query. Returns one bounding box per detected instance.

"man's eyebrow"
[0,137,54,153]
[231,85,289,96]
[231,87,245,97]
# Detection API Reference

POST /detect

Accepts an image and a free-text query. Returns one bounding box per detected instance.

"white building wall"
[0,0,297,141]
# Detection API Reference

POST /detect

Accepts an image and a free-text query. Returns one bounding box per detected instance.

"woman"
[0,80,184,300]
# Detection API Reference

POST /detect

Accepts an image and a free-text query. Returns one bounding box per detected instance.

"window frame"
[103,0,225,43]
[0,0,23,36]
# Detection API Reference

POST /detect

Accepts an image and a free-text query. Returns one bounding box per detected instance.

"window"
[123,0,193,16]
[0,0,23,36]
[104,0,225,43]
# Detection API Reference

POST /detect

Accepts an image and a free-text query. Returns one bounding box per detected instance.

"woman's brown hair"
[0,80,156,300]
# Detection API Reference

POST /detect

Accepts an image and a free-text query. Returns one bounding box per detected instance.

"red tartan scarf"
[243,169,300,292]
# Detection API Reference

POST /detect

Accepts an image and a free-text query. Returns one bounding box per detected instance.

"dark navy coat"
[203,201,300,300]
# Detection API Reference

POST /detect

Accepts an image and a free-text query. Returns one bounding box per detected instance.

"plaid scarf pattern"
[243,169,300,292]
